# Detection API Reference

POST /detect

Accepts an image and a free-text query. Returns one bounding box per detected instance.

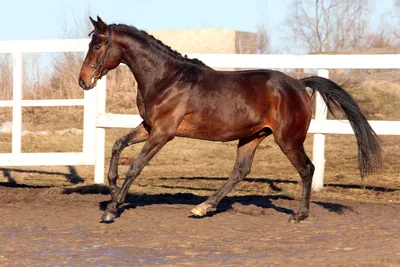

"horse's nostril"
[79,78,86,89]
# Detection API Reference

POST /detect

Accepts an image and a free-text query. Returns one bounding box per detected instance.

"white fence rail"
[1,39,400,190]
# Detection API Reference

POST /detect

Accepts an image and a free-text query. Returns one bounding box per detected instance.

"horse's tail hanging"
[300,76,382,178]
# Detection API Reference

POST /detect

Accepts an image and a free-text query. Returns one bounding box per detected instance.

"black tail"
[301,76,382,178]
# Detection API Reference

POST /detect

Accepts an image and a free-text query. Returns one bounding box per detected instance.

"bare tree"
[393,0,400,39]
[283,0,372,53]
[256,22,271,54]
[365,17,397,49]
[48,8,94,100]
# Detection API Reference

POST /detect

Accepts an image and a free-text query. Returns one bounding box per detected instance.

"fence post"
[312,69,329,191]
[12,52,23,159]
[94,78,107,184]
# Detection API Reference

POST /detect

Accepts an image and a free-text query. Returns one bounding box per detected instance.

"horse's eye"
[94,45,101,50]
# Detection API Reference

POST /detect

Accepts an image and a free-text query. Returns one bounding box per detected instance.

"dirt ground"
[0,133,399,266]
[0,185,399,266]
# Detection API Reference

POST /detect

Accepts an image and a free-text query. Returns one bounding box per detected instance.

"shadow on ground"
[159,176,296,193]
[0,166,84,184]
[105,193,297,221]
[313,201,359,215]
[0,182,51,189]
[159,177,398,193]
[58,181,363,221]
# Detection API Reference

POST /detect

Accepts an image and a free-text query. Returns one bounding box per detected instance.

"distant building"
[148,28,257,54]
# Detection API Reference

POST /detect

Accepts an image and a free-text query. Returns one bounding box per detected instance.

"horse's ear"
[89,16,97,28]
[97,16,108,32]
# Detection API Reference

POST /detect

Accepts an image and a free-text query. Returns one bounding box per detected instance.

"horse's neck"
[122,43,175,94]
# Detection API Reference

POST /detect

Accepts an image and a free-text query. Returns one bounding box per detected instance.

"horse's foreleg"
[107,122,149,198]
[191,136,265,216]
[102,127,174,222]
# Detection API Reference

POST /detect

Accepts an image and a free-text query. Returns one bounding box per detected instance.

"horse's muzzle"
[79,78,94,90]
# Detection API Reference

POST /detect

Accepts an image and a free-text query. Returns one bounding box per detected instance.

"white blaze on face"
[91,76,96,86]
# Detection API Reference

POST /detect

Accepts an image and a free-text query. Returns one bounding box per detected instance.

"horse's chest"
[136,90,146,119]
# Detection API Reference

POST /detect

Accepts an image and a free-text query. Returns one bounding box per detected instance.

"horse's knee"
[112,137,126,154]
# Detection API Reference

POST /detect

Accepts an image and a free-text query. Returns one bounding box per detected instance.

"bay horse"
[79,16,382,223]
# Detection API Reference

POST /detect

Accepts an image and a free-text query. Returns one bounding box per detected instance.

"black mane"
[111,24,209,68]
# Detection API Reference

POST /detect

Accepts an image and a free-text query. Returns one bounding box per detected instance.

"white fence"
[1,39,400,191]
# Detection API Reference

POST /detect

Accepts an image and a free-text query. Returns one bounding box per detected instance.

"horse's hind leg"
[107,122,149,197]
[275,139,315,222]
[191,135,265,216]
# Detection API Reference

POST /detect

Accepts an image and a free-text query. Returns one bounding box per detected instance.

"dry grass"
[346,80,400,120]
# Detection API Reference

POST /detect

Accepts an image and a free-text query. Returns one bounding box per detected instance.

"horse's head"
[79,16,122,90]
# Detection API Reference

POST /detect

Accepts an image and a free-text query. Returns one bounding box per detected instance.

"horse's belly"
[176,114,264,141]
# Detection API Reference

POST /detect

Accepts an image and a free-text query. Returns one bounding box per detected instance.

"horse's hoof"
[288,213,308,223]
[190,203,213,217]
[191,207,205,216]
[288,215,299,223]
[101,211,116,223]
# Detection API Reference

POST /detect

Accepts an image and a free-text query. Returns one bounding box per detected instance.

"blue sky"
[0,0,395,51]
